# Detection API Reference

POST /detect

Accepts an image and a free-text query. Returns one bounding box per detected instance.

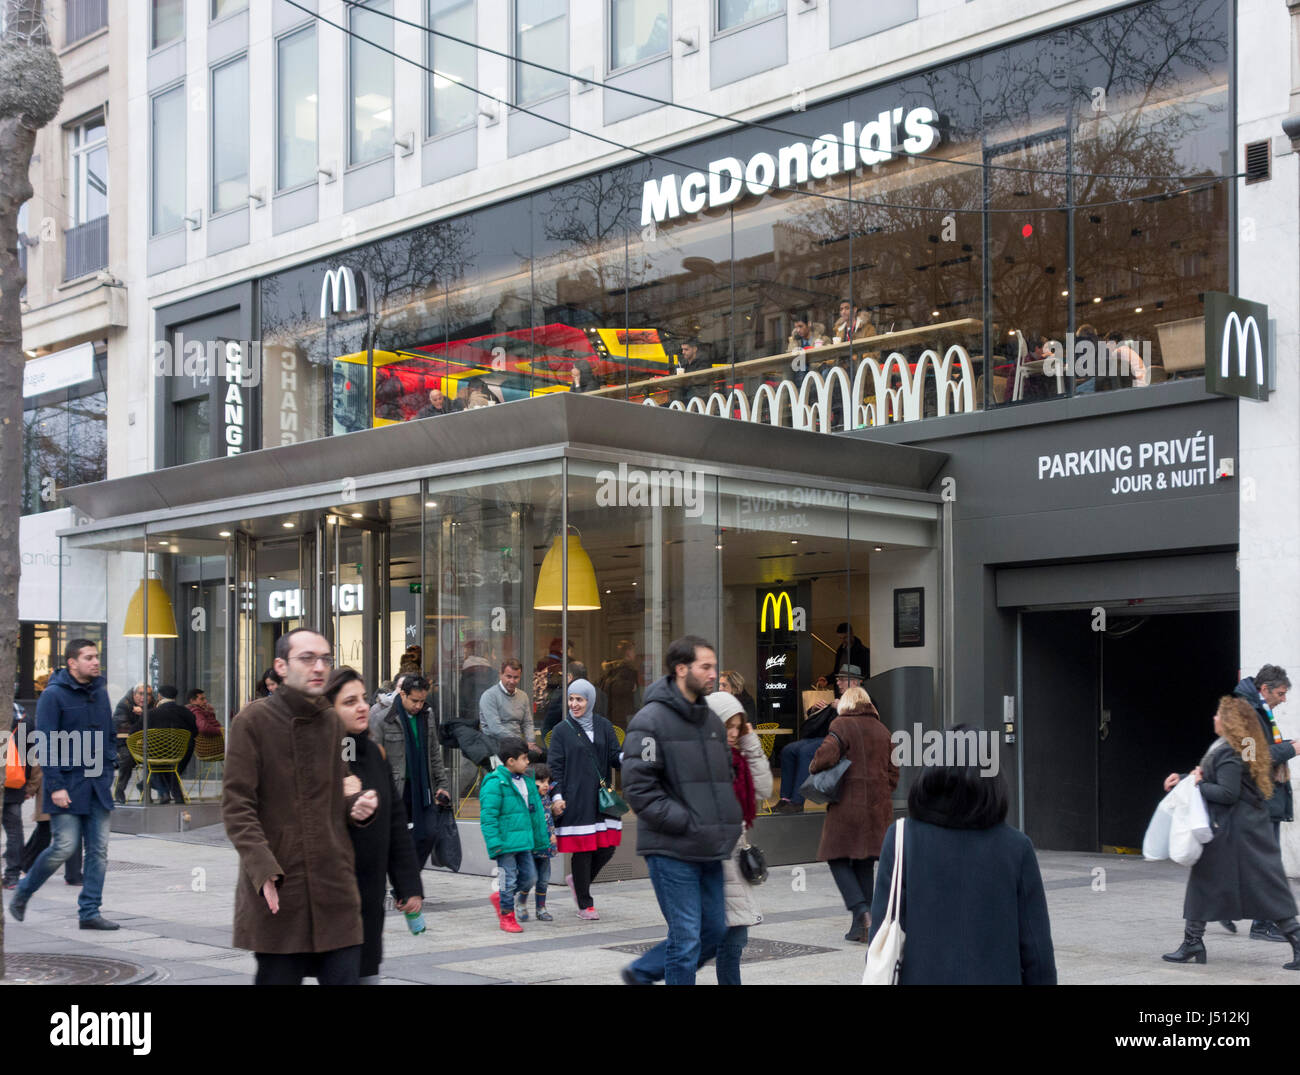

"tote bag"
[1168,776,1213,866]
[862,818,906,985]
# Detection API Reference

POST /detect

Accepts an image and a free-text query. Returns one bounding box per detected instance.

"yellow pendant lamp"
[123,576,179,638]
[533,530,601,611]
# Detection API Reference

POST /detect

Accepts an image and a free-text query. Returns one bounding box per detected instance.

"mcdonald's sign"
[320,265,362,320]
[759,589,795,632]
[1205,292,1270,402]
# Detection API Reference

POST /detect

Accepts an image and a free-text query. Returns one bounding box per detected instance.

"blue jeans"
[780,738,825,803]
[532,855,551,896]
[716,925,748,986]
[628,856,726,985]
[495,852,536,915]
[16,801,111,920]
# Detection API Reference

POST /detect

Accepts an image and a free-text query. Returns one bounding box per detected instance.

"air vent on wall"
[1245,140,1271,184]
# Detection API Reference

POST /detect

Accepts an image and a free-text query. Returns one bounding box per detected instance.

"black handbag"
[738,839,768,885]
[567,718,630,817]
[425,803,463,872]
[799,730,850,804]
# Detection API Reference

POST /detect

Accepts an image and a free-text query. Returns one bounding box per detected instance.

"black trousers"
[253,945,362,985]
[21,819,82,882]
[2,800,23,882]
[113,745,136,800]
[828,857,877,918]
[570,846,616,910]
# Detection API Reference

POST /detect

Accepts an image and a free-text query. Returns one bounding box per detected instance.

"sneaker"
[536,907,553,922]
[621,964,651,985]
[8,894,26,922]
[576,907,600,921]
[500,911,523,934]
[516,898,529,922]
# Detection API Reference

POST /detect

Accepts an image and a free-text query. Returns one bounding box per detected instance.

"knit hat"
[705,691,745,722]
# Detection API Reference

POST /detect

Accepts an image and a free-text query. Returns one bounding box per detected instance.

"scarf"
[731,746,756,827]
[567,678,598,739]
[399,707,432,846]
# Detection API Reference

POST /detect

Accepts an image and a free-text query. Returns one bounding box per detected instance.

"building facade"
[35,0,1300,861]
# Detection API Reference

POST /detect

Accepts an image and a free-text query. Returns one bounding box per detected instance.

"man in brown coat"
[222,627,379,985]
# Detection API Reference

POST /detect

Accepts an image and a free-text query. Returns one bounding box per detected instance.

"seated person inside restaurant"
[675,339,716,402]
[774,663,864,814]
[832,300,875,343]
[789,313,815,351]
[414,388,453,419]
[570,358,601,393]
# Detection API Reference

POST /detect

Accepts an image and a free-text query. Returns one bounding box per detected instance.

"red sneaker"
[500,911,523,933]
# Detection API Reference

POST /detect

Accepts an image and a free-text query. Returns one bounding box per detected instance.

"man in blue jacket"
[8,639,118,930]
[620,635,742,985]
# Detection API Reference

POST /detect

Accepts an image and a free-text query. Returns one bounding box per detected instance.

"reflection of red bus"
[364,324,676,425]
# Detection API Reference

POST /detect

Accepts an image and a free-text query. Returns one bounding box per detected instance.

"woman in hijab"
[1162,695,1300,969]
[547,678,622,920]
[325,666,424,984]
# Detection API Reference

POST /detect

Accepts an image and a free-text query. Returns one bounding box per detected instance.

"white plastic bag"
[1168,776,1213,866]
[1141,791,1175,861]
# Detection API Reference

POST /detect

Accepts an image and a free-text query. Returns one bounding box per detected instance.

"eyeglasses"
[291,654,334,668]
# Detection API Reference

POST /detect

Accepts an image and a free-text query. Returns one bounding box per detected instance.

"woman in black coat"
[548,678,622,919]
[326,667,424,983]
[868,739,1056,985]
[1161,696,1300,968]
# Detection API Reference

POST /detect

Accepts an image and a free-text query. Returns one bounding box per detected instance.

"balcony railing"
[65,0,108,44]
[64,215,108,281]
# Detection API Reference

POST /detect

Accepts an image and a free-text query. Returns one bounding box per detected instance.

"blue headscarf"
[566,678,597,739]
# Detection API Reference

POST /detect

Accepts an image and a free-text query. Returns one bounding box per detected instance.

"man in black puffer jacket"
[620,635,742,986]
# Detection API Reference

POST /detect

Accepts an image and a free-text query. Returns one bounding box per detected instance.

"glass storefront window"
[21,350,107,515]
[255,0,1231,445]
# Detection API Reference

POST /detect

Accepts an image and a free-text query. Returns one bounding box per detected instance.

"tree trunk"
[0,0,64,980]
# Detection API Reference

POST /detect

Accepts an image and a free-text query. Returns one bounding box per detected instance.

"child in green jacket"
[480,737,550,933]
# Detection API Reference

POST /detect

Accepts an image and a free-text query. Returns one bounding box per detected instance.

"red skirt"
[555,817,623,853]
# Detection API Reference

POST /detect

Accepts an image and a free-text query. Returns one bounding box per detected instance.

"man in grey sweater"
[479,658,536,755]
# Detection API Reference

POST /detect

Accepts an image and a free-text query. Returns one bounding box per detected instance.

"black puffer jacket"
[1233,677,1295,823]
[621,675,742,862]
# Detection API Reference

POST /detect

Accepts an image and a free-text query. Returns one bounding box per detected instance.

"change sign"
[1204,292,1270,402]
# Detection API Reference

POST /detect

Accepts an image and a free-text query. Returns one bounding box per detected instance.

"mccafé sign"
[641,107,941,226]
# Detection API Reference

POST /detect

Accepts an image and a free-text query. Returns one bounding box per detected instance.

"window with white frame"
[152,0,182,48]
[211,57,249,213]
[277,26,317,190]
[350,0,394,165]
[515,0,567,105]
[610,0,669,70]
[211,0,246,18]
[717,0,782,32]
[150,85,185,235]
[427,0,477,137]
[68,113,107,227]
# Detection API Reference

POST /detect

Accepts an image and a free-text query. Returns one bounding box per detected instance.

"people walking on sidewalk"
[327,667,424,984]
[808,686,899,942]
[548,678,622,920]
[620,635,742,985]
[711,692,773,985]
[222,627,379,985]
[869,732,1056,984]
[479,737,550,933]
[1228,665,1296,942]
[1161,696,1300,970]
[368,674,450,868]
[516,763,557,922]
[8,640,117,931]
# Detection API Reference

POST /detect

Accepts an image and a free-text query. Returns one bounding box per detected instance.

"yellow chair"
[142,728,191,804]
[125,731,146,803]
[457,771,481,819]
[613,726,625,748]
[189,732,225,799]
[755,723,779,758]
[543,729,553,750]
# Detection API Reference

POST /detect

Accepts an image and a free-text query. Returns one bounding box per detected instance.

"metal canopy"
[60,394,948,532]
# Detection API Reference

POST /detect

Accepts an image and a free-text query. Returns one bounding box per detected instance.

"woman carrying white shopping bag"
[1161,696,1300,969]
[863,731,1056,985]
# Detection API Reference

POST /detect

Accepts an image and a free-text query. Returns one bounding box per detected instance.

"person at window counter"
[570,358,600,393]
[414,388,453,418]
